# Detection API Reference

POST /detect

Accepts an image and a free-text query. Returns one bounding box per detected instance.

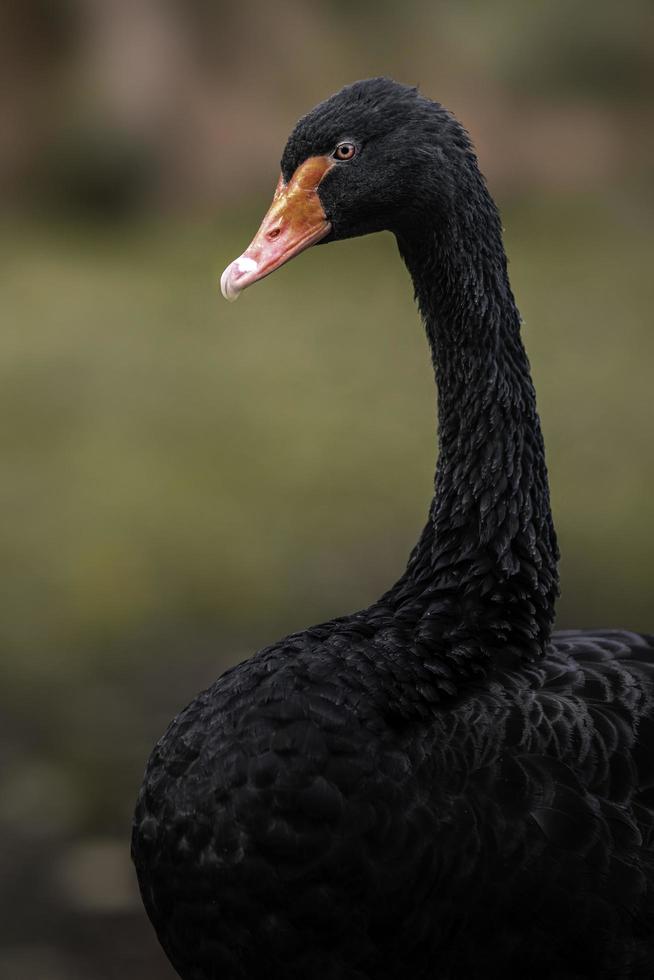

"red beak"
[220,155,334,301]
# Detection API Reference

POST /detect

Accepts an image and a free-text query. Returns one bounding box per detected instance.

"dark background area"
[1,2,653,977]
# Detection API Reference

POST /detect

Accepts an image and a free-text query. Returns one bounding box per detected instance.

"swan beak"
[220,156,334,301]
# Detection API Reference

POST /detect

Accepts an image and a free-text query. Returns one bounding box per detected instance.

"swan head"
[220,77,483,301]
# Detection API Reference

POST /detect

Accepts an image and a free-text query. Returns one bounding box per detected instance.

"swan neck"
[395,218,559,666]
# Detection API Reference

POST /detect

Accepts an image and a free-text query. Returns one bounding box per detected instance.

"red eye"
[333,142,357,161]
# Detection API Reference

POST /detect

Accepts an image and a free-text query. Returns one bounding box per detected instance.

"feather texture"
[132,79,654,979]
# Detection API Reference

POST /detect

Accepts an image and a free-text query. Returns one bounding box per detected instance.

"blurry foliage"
[32,126,158,220]
[0,0,80,64]
[446,0,654,101]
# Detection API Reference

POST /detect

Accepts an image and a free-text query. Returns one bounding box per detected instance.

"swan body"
[132,79,654,980]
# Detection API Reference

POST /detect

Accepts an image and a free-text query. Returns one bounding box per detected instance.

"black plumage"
[132,79,654,979]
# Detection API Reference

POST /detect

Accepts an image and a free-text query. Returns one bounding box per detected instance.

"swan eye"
[333,141,357,161]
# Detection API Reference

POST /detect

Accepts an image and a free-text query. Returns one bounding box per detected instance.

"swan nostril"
[267,227,281,240]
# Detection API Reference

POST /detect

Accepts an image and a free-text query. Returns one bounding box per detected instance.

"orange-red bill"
[220,156,334,302]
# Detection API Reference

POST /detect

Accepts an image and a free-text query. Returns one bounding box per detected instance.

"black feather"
[132,79,654,980]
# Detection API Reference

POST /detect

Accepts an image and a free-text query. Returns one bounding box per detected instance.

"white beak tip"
[220,264,240,302]
[220,256,259,302]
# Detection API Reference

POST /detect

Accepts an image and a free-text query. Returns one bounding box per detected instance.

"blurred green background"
[2,1,653,977]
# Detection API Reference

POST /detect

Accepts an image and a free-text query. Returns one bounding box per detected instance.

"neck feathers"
[394,189,559,676]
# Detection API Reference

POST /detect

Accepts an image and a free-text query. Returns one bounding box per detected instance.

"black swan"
[132,78,654,980]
